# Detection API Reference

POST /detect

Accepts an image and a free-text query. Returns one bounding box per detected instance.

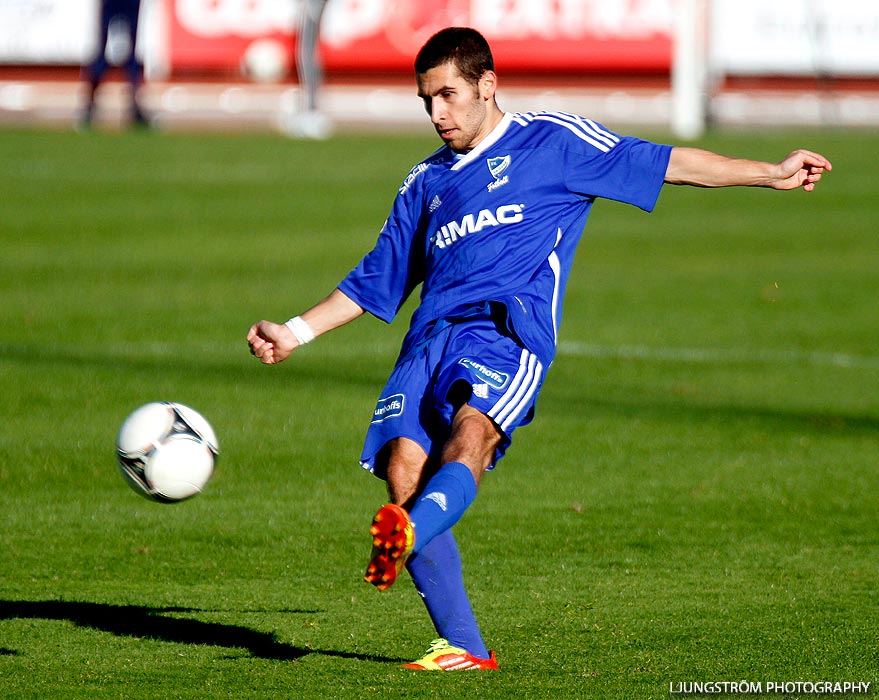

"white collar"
[450,112,513,171]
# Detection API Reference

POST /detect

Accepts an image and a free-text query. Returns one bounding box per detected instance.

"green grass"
[0,125,877,699]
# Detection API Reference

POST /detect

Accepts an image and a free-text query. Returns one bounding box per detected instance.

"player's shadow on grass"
[0,599,402,664]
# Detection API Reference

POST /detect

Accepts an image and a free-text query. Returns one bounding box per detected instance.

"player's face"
[417,62,500,152]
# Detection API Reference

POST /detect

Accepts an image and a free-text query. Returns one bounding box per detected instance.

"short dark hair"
[414,27,495,85]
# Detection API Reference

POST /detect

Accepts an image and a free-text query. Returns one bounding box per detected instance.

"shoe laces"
[424,638,454,654]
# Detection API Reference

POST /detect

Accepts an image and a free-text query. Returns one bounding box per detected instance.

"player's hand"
[773,150,832,192]
[247,320,298,365]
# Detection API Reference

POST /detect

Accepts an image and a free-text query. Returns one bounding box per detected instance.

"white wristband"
[285,316,316,345]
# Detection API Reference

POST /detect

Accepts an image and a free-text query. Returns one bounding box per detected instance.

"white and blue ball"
[116,402,218,503]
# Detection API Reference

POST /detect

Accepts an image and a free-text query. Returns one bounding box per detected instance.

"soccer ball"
[241,38,289,83]
[116,402,219,503]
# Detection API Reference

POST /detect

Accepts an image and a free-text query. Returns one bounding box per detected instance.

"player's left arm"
[664,147,832,191]
[247,288,364,365]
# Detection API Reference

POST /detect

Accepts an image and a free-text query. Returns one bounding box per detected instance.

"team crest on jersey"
[459,358,509,389]
[486,155,511,192]
[487,156,511,179]
[372,393,405,423]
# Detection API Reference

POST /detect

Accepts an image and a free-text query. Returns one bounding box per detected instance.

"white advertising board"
[0,0,96,63]
[711,0,879,75]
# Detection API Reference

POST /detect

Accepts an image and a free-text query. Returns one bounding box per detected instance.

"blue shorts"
[360,317,545,477]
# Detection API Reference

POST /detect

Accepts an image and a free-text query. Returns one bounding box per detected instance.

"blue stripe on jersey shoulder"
[511,111,621,153]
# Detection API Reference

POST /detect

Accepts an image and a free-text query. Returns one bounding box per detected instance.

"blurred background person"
[280,0,333,139]
[81,0,148,128]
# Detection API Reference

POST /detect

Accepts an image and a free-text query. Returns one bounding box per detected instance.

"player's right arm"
[247,288,364,365]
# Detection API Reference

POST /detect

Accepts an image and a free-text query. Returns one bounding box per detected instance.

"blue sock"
[406,529,490,659]
[409,461,477,555]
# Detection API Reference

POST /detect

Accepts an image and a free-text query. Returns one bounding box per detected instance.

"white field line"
[557,341,879,371]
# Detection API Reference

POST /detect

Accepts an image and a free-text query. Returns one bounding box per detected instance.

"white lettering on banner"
[322,0,674,47]
[176,0,298,38]
[473,0,674,40]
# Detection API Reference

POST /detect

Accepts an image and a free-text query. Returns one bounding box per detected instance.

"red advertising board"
[167,0,673,77]
[167,0,297,73]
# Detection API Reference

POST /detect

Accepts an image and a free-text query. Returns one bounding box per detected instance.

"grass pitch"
[0,125,877,699]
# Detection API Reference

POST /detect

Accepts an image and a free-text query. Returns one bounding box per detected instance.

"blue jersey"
[338,111,672,366]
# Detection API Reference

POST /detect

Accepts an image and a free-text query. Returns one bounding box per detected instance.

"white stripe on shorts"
[488,349,544,432]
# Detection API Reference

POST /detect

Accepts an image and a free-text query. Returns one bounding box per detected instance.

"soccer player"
[81,0,148,128]
[247,27,831,671]
[279,0,333,139]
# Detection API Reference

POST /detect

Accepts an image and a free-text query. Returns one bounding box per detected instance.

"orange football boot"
[364,503,415,591]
